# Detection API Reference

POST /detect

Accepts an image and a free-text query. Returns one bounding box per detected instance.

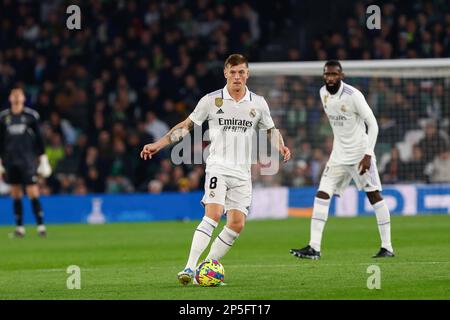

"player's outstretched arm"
[140,117,194,160]
[267,127,291,163]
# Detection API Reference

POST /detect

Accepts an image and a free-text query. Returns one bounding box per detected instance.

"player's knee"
[26,186,40,199]
[205,211,221,223]
[10,187,23,199]
[366,191,382,205]
[204,204,224,222]
[226,211,246,233]
[227,220,244,233]
[316,191,330,200]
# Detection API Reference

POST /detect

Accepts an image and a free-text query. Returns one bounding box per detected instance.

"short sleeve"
[352,90,374,120]
[257,98,275,130]
[188,95,210,126]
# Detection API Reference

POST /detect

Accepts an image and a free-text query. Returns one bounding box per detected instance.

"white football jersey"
[319,81,377,165]
[189,85,275,180]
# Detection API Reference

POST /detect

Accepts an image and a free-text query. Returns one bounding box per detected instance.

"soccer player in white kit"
[140,54,291,285]
[290,60,394,259]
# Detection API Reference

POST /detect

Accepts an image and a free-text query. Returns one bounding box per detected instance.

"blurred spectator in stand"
[145,111,169,141]
[148,179,163,194]
[381,146,406,183]
[289,160,312,187]
[310,148,327,185]
[417,120,449,163]
[425,149,450,183]
[178,177,191,193]
[73,178,88,195]
[45,132,64,171]
[404,145,427,182]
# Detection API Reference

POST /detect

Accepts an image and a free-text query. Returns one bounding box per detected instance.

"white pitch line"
[4,268,98,273]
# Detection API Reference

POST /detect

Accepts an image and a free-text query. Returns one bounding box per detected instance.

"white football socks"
[373,200,393,252]
[309,197,330,252]
[185,216,218,271]
[206,226,239,261]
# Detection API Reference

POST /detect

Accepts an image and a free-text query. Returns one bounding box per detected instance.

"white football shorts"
[201,172,252,216]
[318,158,382,197]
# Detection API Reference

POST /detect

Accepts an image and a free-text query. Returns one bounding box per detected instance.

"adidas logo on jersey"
[216,109,224,114]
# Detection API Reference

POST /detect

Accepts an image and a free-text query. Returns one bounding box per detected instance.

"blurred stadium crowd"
[0,0,449,195]
[307,1,450,61]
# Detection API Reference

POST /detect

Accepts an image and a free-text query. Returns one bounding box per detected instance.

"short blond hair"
[224,54,248,68]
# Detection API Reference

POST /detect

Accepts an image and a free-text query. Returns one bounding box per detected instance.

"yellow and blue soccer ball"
[195,259,225,287]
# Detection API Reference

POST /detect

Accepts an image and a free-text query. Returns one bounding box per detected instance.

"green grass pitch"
[0,215,449,300]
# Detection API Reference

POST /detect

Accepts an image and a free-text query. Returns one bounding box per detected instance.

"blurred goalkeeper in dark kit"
[0,87,52,237]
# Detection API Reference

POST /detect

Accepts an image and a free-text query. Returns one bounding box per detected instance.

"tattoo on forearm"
[169,128,186,143]
[167,121,194,144]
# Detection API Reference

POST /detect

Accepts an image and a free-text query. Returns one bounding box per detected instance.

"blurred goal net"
[248,59,450,187]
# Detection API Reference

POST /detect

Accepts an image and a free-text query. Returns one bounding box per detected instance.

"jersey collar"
[223,85,251,103]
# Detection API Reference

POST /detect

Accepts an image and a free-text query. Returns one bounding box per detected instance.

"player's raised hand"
[140,143,161,160]
[358,154,371,175]
[280,146,291,162]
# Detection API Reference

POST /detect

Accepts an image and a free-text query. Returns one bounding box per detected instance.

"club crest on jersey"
[215,97,223,107]
[249,108,256,118]
[341,105,347,112]
[5,115,11,124]
[324,94,329,104]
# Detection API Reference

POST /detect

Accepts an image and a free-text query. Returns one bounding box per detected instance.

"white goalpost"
[250,58,450,77]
